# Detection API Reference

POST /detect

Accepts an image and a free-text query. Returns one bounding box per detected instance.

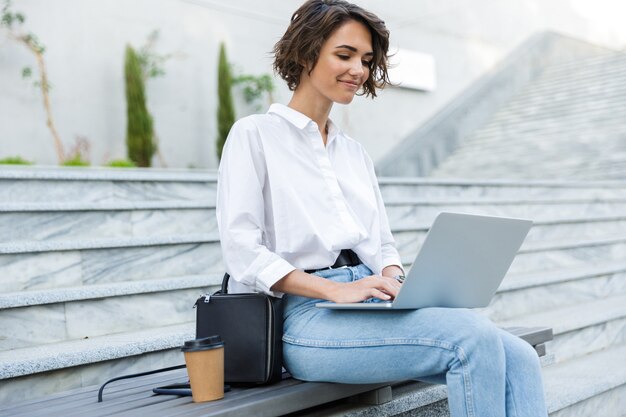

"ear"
[299,59,312,72]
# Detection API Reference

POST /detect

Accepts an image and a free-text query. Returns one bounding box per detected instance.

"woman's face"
[300,19,373,106]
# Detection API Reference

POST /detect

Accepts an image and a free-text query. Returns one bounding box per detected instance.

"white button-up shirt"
[216,103,402,297]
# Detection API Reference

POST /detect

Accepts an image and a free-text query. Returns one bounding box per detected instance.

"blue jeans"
[282,264,547,417]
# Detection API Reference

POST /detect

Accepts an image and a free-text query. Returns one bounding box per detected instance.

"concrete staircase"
[0,168,625,416]
[431,51,626,180]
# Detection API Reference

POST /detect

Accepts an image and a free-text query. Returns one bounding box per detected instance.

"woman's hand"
[327,275,402,303]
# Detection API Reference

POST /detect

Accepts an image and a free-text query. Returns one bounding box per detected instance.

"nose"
[348,58,365,77]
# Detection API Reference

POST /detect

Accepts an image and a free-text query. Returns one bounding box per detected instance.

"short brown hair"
[273,0,390,98]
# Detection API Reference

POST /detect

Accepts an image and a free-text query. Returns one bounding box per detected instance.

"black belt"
[305,249,361,274]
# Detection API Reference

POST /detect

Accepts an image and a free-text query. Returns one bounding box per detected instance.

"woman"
[216,1,547,415]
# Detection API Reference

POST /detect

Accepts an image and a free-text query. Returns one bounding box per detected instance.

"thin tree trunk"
[30,45,65,162]
[153,132,167,168]
[13,32,65,163]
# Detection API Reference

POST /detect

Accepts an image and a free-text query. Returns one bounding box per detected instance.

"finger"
[383,280,400,298]
[370,288,391,300]
[376,276,402,295]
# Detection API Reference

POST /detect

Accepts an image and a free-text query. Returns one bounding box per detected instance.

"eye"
[337,55,350,60]
[362,60,372,67]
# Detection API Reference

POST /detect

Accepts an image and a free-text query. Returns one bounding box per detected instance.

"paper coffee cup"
[182,335,225,402]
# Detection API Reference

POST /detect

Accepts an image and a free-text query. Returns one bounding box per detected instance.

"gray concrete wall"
[1,0,625,168]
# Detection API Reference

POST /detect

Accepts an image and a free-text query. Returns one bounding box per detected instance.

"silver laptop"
[316,212,532,310]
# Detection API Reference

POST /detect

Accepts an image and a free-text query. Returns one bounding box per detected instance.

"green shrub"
[125,44,155,167]
[106,159,136,168]
[0,156,33,165]
[61,156,90,166]
[233,73,275,111]
[216,42,235,161]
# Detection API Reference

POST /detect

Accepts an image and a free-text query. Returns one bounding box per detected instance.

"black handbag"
[195,273,284,385]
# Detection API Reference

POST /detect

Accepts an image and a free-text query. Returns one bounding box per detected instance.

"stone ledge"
[0,275,221,309]
[544,344,626,414]
[518,234,626,253]
[0,323,194,379]
[0,200,214,212]
[317,382,449,417]
[0,233,218,254]
[377,177,626,188]
[7,197,626,213]
[499,294,626,335]
[0,166,217,182]
[391,214,626,233]
[3,166,625,188]
[498,260,626,292]
[384,196,626,206]
[537,50,625,73]
[399,234,626,267]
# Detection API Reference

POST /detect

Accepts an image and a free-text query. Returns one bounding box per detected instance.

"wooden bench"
[0,327,552,417]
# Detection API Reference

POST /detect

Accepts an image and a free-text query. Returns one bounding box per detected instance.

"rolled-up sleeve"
[216,119,296,296]
[364,152,405,274]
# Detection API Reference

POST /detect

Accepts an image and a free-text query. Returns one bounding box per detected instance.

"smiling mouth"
[339,80,359,90]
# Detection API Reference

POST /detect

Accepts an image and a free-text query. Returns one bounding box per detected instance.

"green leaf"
[21,67,32,78]
[1,13,12,27]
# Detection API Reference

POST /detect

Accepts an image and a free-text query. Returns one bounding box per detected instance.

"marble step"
[497,85,626,111]
[510,87,626,112]
[0,323,194,406]
[0,202,217,243]
[378,178,626,200]
[2,198,623,244]
[543,343,626,417]
[3,167,624,202]
[485,260,626,321]
[0,235,223,293]
[515,71,626,99]
[435,133,626,162]
[450,109,626,135]
[392,213,626,244]
[537,51,625,74]
[0,274,221,310]
[0,278,217,351]
[535,52,625,76]
[3,195,622,245]
[498,294,626,364]
[509,235,626,275]
[437,132,626,162]
[440,136,626,165]
[0,167,217,204]
[385,197,626,225]
[485,107,626,134]
[513,68,626,99]
[2,228,624,295]
[1,260,622,352]
[398,232,626,276]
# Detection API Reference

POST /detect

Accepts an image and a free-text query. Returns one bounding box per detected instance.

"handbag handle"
[221,273,230,294]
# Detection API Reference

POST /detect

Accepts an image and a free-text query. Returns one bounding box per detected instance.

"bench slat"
[165,381,393,417]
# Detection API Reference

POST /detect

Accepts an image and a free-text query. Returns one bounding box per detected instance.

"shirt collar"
[268,103,312,130]
[268,103,340,138]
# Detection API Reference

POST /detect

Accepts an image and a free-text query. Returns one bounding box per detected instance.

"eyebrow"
[335,45,374,56]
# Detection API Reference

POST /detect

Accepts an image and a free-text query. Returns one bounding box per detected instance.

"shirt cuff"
[382,258,405,275]
[256,257,297,298]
